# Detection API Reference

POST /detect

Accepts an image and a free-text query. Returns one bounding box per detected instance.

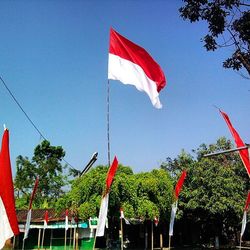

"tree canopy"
[56,164,174,221]
[179,0,250,77]
[14,140,68,208]
[161,137,249,245]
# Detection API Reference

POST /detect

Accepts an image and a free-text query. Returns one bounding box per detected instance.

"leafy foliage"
[180,0,250,77]
[14,140,67,208]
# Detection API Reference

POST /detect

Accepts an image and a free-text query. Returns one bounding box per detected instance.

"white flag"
[241,210,247,238]
[169,201,178,236]
[23,209,32,240]
[96,193,109,237]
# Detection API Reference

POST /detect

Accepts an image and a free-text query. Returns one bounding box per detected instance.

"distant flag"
[120,208,130,225]
[96,156,119,237]
[0,129,19,249]
[175,170,187,199]
[23,177,39,240]
[108,28,166,109]
[65,209,69,231]
[154,216,159,227]
[169,170,187,237]
[241,191,250,238]
[44,210,49,229]
[220,110,250,177]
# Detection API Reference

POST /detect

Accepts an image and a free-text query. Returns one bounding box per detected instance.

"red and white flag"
[44,210,49,229]
[65,209,69,231]
[241,191,250,237]
[220,110,250,177]
[24,177,39,240]
[0,129,19,249]
[108,28,166,109]
[96,156,118,237]
[169,170,187,236]
[120,208,130,225]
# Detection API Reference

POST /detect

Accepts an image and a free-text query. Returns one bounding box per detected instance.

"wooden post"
[38,228,41,250]
[145,221,148,250]
[120,217,124,250]
[160,233,163,250]
[168,235,171,250]
[50,230,53,250]
[41,228,46,250]
[151,220,153,250]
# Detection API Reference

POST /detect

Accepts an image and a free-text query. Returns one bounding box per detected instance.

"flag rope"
[107,80,111,167]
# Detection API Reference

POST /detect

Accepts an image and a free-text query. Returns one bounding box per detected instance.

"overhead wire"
[0,75,76,169]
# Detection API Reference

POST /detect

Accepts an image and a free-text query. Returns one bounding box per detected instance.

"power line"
[0,75,76,169]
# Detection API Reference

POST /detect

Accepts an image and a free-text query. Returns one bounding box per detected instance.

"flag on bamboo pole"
[0,129,19,249]
[220,110,250,177]
[96,156,118,237]
[65,209,69,231]
[169,170,187,236]
[120,208,130,225]
[108,28,166,109]
[241,191,250,237]
[44,210,49,229]
[23,177,39,240]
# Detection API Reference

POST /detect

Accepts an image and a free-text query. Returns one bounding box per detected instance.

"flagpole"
[38,228,41,250]
[151,220,154,250]
[107,79,111,167]
[240,236,242,250]
[168,235,171,250]
[41,228,46,250]
[64,227,67,250]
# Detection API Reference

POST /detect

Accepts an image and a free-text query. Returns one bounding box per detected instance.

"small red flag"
[220,110,250,177]
[106,156,119,191]
[175,170,187,199]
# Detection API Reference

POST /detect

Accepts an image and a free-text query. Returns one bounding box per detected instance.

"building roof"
[17,208,74,223]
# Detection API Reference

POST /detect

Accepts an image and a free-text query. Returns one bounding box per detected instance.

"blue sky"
[0,0,249,174]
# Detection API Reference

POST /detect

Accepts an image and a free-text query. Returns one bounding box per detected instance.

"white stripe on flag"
[0,197,14,249]
[169,201,178,236]
[108,54,162,109]
[23,209,32,240]
[96,193,109,237]
[65,215,68,231]
[241,210,247,237]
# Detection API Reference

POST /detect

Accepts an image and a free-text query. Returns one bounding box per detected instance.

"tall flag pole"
[93,156,119,249]
[41,210,49,249]
[22,177,39,250]
[0,129,20,249]
[240,191,250,249]
[64,209,69,250]
[169,170,187,250]
[220,110,250,177]
[108,28,166,109]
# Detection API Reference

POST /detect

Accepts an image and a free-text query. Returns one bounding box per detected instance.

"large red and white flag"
[96,156,118,237]
[24,177,39,240]
[220,110,250,177]
[241,191,250,237]
[108,28,166,109]
[169,170,187,237]
[0,129,19,249]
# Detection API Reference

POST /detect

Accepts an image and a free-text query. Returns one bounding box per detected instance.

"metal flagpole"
[203,145,249,157]
[107,80,111,167]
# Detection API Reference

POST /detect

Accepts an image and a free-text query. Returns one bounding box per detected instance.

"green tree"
[15,140,67,208]
[161,137,249,246]
[179,0,250,77]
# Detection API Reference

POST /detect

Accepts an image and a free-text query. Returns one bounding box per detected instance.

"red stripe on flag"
[220,110,250,177]
[109,28,166,93]
[244,191,250,211]
[175,170,187,199]
[29,177,39,210]
[44,210,49,224]
[0,129,19,235]
[106,156,119,191]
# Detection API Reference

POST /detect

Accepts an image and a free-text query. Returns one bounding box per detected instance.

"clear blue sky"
[0,0,249,174]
